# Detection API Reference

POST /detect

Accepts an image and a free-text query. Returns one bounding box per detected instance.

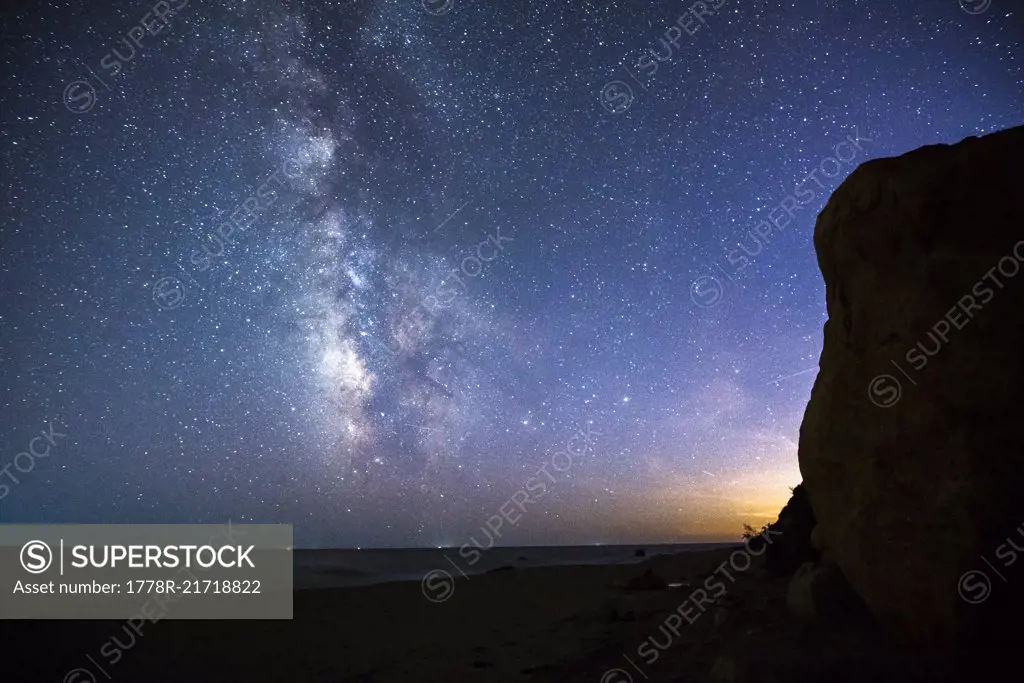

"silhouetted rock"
[634,548,646,557]
[786,560,864,623]
[810,524,826,553]
[799,125,1024,647]
[764,484,818,576]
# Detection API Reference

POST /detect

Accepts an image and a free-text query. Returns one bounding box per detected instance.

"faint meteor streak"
[405,424,444,433]
[432,200,471,234]
[765,367,817,386]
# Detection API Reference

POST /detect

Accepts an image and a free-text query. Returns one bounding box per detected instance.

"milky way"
[0,0,1021,546]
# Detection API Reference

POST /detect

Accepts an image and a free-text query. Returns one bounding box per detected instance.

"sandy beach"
[2,542,956,683]
[1,547,747,682]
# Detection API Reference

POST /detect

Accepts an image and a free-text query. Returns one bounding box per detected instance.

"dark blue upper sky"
[1,0,1021,546]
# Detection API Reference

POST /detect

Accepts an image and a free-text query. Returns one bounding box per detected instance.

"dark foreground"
[0,546,1009,682]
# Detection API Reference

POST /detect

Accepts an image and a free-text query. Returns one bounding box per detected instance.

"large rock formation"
[799,125,1024,647]
[786,560,863,624]
[763,483,818,576]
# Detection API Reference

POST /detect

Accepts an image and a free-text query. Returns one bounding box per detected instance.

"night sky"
[1,0,1021,547]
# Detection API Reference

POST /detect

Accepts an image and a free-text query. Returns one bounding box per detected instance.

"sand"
[1,545,950,682]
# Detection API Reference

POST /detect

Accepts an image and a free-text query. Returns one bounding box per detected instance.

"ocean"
[293,543,735,589]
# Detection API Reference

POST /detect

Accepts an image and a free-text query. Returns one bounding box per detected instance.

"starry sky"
[0,0,1021,547]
